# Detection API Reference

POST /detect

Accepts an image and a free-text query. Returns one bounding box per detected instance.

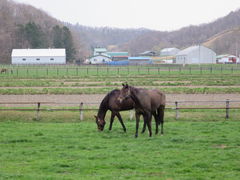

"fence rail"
[1,100,239,120]
[1,65,240,77]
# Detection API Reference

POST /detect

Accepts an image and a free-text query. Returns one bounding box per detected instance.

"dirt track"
[1,94,240,107]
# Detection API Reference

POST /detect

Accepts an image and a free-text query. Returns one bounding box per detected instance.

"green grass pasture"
[0,119,240,179]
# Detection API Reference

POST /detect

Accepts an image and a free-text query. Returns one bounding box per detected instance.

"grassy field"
[1,65,240,95]
[0,119,240,180]
[1,64,240,79]
[1,64,240,179]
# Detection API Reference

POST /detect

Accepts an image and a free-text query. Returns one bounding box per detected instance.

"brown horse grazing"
[119,83,166,138]
[95,89,160,133]
[95,89,134,132]
[0,68,7,74]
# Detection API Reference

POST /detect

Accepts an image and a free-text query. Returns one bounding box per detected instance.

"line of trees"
[14,22,76,62]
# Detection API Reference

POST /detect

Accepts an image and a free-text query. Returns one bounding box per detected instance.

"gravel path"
[1,94,240,107]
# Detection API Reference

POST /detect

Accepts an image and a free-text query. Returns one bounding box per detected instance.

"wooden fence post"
[129,110,134,121]
[175,101,179,120]
[36,102,41,120]
[80,102,84,121]
[226,99,230,119]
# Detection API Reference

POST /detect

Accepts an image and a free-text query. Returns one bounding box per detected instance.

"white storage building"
[176,45,216,65]
[11,49,66,65]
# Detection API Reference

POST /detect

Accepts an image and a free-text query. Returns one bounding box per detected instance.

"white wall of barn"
[12,56,66,64]
[176,46,216,64]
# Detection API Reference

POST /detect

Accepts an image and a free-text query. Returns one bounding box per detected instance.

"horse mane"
[128,86,141,106]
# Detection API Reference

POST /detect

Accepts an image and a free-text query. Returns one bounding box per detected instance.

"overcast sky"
[14,0,240,31]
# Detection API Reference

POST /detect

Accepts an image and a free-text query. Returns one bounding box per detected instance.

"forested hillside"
[116,9,240,55]
[71,8,240,56]
[1,0,240,64]
[0,0,78,63]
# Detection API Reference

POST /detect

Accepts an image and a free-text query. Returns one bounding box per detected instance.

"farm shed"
[160,48,180,56]
[89,55,112,64]
[216,54,239,64]
[11,49,66,65]
[175,45,216,65]
[128,57,152,65]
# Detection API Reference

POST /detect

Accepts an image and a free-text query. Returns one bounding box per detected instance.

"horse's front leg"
[141,113,147,134]
[141,119,146,134]
[109,112,115,131]
[116,112,126,132]
[135,112,141,138]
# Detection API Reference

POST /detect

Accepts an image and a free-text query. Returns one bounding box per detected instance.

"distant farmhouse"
[88,48,129,64]
[176,45,216,65]
[11,49,66,65]
[88,48,111,64]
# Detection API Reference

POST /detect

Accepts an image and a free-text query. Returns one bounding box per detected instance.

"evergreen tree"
[24,22,45,48]
[62,26,76,62]
[52,25,63,48]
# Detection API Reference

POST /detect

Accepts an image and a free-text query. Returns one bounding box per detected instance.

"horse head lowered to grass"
[119,83,166,137]
[95,89,134,132]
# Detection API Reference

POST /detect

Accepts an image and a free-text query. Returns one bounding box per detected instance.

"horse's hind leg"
[116,112,126,132]
[152,111,158,134]
[158,105,165,135]
[144,112,152,137]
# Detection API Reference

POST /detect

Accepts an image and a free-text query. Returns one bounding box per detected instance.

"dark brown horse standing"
[95,89,163,134]
[119,84,166,138]
[95,89,134,132]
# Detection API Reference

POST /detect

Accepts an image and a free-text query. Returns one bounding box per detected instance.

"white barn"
[11,49,66,65]
[176,45,216,65]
